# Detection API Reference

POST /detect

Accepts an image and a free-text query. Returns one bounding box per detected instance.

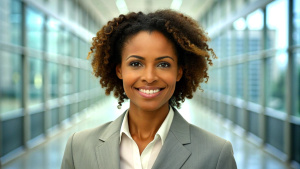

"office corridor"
[1,0,300,168]
[2,97,292,169]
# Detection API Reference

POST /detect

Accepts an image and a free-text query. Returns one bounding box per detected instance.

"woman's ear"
[176,67,183,82]
[116,64,122,79]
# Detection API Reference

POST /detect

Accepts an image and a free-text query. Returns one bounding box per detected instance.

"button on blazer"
[61,107,237,169]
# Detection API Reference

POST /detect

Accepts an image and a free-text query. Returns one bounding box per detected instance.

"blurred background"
[0,0,299,168]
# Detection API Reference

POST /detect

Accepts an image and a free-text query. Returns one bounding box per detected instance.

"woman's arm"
[61,133,76,169]
[216,141,237,169]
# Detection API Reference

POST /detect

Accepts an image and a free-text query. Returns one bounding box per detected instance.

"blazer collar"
[169,107,191,144]
[98,112,126,141]
[95,111,126,169]
[151,107,192,169]
[95,108,191,169]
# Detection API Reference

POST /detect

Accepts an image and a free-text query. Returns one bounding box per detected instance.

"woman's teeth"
[139,89,160,94]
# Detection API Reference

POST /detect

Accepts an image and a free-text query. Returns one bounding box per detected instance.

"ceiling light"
[170,0,182,10]
[116,0,129,14]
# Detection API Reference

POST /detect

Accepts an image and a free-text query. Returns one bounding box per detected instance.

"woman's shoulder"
[71,112,125,144]
[75,121,112,137]
[189,124,231,148]
[70,121,113,144]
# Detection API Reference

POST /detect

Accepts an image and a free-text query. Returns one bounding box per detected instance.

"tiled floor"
[2,96,294,169]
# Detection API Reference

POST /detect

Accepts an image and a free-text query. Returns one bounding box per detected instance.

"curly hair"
[88,9,216,108]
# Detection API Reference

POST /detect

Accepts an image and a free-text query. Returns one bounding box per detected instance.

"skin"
[116,31,182,154]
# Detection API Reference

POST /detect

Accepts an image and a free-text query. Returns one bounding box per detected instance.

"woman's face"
[116,31,182,112]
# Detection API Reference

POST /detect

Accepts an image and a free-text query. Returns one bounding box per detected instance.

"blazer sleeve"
[216,141,237,169]
[61,133,76,169]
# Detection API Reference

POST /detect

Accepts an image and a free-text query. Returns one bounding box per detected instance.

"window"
[220,32,228,58]
[228,66,234,96]
[26,7,44,50]
[266,0,288,49]
[233,18,246,56]
[293,0,300,45]
[10,0,22,45]
[70,34,79,58]
[79,69,88,92]
[47,18,60,55]
[248,60,262,103]
[48,62,58,99]
[61,30,70,56]
[226,30,232,57]
[74,67,80,93]
[236,64,244,99]
[62,66,72,95]
[209,69,219,92]
[213,36,221,59]
[265,54,288,111]
[29,58,43,106]
[79,39,88,59]
[247,9,264,52]
[47,0,58,14]
[216,69,221,93]
[0,52,22,114]
[297,51,300,116]
[221,67,229,95]
[216,33,225,58]
[294,0,300,117]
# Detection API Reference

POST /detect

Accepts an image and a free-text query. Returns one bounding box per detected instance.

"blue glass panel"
[293,0,300,45]
[266,53,287,111]
[26,7,44,50]
[0,52,22,113]
[29,58,43,106]
[266,0,288,49]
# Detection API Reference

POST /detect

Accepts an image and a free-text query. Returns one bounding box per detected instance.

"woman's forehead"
[121,31,177,58]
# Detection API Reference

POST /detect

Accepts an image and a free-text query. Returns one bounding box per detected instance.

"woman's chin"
[130,101,169,113]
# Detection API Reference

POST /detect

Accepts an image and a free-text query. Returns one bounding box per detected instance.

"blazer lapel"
[95,112,126,169]
[152,108,192,169]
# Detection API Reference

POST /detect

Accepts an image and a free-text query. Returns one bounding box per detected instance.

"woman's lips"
[135,88,164,98]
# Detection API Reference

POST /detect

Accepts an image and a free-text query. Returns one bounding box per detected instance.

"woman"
[61,9,237,169]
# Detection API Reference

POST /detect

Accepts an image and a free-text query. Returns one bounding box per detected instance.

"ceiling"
[79,0,214,25]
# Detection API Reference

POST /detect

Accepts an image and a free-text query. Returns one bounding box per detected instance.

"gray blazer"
[61,108,237,169]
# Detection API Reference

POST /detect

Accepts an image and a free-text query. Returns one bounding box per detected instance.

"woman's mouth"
[139,89,160,94]
[135,88,164,98]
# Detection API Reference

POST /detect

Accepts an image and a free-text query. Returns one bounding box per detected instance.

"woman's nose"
[141,67,158,83]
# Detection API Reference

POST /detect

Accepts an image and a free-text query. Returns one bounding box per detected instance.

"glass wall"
[248,60,261,103]
[0,53,22,114]
[297,51,300,117]
[199,0,300,165]
[10,0,22,45]
[47,18,60,55]
[294,0,300,45]
[233,18,246,55]
[26,7,44,51]
[29,58,43,106]
[0,0,103,163]
[247,9,263,52]
[265,54,287,111]
[266,0,288,49]
[48,62,58,99]
[294,0,300,117]
[235,64,244,99]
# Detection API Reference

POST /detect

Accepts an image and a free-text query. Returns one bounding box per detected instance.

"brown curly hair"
[88,9,216,108]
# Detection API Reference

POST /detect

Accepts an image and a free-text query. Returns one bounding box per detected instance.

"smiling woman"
[116,31,182,114]
[61,9,237,169]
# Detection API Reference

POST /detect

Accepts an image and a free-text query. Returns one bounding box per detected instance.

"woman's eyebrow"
[155,56,174,61]
[126,55,174,61]
[126,55,144,60]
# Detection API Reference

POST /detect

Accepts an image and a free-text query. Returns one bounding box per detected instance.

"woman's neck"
[127,103,170,141]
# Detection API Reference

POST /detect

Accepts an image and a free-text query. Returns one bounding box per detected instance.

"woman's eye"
[129,61,142,67]
[158,62,170,68]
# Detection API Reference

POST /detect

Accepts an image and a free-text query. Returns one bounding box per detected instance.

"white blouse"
[119,107,174,169]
